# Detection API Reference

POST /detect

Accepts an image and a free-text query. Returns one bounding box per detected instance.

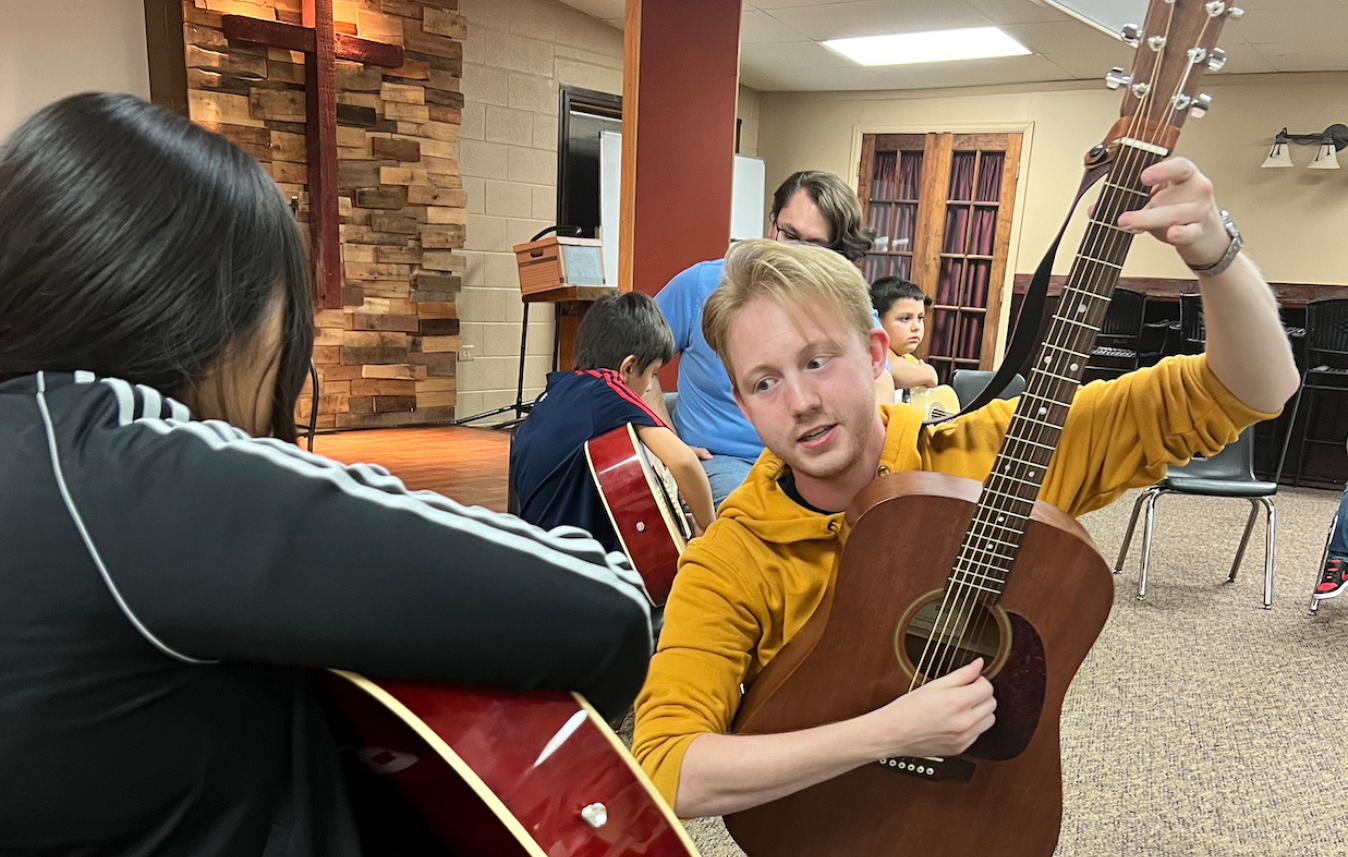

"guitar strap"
[923,152,1115,426]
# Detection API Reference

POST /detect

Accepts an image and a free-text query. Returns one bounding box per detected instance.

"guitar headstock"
[1103,0,1241,153]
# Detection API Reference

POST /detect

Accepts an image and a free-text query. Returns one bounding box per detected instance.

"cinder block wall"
[454,0,623,418]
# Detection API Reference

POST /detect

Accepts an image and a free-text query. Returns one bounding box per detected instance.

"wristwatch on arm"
[1186,209,1242,278]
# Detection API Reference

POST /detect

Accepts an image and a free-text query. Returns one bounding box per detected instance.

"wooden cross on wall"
[222,0,404,309]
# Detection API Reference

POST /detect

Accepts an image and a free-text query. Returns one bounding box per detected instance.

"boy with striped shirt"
[512,291,715,554]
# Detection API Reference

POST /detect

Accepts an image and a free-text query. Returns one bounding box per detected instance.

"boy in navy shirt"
[511,292,715,554]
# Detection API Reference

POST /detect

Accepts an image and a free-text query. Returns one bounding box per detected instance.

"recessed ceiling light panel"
[822,27,1032,67]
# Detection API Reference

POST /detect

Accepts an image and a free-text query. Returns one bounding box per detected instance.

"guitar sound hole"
[901,599,1002,679]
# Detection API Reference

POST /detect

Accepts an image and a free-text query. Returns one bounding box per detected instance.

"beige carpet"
[629,485,1348,856]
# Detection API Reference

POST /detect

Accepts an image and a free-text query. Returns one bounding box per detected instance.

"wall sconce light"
[1262,124,1347,169]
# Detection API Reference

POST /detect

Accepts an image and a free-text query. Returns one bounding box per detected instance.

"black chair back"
[1305,298,1348,368]
[950,369,1026,408]
[1178,293,1205,354]
[1099,287,1146,339]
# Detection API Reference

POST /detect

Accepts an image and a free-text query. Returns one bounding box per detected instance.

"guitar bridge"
[876,755,976,783]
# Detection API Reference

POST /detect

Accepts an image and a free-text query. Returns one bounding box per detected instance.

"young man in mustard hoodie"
[632,157,1300,819]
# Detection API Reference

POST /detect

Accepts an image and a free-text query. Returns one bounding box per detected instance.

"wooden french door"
[858,132,1021,380]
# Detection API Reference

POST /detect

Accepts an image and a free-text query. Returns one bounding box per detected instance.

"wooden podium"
[452,233,616,428]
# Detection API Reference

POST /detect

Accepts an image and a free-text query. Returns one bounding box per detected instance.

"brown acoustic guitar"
[725,2,1238,855]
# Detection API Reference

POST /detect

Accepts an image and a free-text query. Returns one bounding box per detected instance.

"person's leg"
[1328,484,1348,557]
[701,455,755,509]
[1316,485,1348,598]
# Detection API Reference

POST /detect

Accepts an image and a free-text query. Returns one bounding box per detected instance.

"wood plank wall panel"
[179,0,466,429]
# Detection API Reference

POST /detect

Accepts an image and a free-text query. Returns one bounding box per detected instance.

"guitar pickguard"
[874,612,1045,784]
[968,612,1046,762]
[895,599,1046,763]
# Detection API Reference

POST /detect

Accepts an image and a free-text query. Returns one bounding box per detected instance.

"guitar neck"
[951,144,1166,600]
[937,0,1236,601]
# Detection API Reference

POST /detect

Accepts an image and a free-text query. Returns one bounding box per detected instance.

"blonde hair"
[703,239,875,384]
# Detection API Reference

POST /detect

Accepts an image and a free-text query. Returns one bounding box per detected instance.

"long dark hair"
[771,170,876,263]
[0,93,313,441]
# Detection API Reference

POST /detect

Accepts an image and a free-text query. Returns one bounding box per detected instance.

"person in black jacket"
[0,93,653,856]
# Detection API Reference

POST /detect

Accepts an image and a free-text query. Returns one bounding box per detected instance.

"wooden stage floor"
[312,425,511,513]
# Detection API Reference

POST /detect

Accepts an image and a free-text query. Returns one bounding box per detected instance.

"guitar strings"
[925,16,1172,684]
[938,3,1182,681]
[909,1,1207,691]
[935,2,1218,685]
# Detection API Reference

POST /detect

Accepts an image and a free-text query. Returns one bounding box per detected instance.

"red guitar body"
[586,424,689,605]
[323,670,699,857]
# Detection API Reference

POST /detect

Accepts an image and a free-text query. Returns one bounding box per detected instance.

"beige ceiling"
[552,0,1348,91]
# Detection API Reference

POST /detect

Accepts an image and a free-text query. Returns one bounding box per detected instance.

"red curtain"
[897,151,922,200]
[948,152,975,199]
[962,153,1005,328]
[865,151,924,283]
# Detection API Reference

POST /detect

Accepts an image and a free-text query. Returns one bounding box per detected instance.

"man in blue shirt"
[649,170,892,506]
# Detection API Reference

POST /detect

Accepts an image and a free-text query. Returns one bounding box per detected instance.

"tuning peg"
[1208,48,1227,71]
[1105,67,1132,90]
[1147,35,1167,52]
[1189,93,1213,118]
[1121,23,1141,46]
[1205,1,1243,16]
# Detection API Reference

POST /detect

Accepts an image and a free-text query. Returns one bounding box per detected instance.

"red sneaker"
[1315,556,1348,599]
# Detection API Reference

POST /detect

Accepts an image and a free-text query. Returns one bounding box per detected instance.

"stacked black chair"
[1087,287,1147,378]
[1178,292,1206,354]
[1276,298,1348,486]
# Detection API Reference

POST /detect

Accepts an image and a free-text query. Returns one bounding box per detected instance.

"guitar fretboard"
[950,144,1166,601]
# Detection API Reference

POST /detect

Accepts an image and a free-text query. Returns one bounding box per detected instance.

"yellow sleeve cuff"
[1194,353,1282,425]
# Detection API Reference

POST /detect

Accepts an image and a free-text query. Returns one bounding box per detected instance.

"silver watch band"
[1187,210,1242,278]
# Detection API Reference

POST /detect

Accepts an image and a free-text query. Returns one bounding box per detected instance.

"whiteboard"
[730,155,765,241]
[598,131,766,287]
[599,130,623,289]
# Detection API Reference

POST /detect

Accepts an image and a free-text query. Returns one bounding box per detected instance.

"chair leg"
[1228,500,1261,583]
[1115,491,1148,574]
[1260,497,1276,610]
[1294,386,1320,489]
[1310,514,1337,616]
[1136,488,1165,601]
[1274,368,1307,486]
